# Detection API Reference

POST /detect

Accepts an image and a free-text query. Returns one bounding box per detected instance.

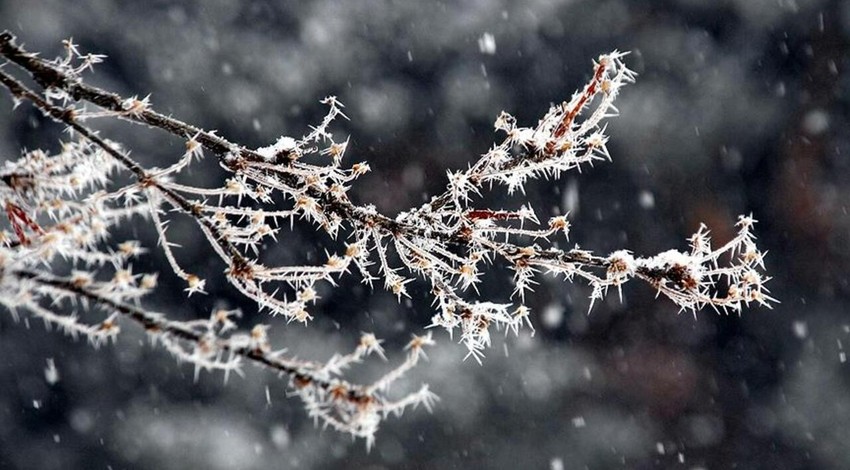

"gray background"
[1,0,849,468]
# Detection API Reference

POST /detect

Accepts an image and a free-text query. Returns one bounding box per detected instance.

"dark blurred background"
[1,0,848,468]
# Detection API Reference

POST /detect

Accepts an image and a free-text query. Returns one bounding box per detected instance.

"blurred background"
[1,0,848,468]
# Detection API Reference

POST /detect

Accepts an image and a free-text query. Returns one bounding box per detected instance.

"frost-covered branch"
[0,31,774,445]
